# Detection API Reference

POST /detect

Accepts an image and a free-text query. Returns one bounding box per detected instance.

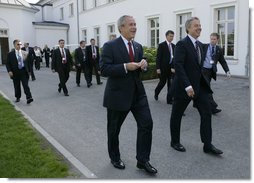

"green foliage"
[143,46,157,64]
[140,62,158,80]
[0,96,69,178]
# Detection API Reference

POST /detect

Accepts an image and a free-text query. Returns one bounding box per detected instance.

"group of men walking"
[6,14,231,176]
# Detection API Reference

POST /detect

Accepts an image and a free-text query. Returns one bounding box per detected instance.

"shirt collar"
[121,35,133,45]
[188,34,199,46]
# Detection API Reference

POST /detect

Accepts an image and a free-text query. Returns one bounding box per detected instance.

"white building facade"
[0,0,250,76]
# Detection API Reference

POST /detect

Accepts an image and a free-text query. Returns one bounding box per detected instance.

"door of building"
[0,37,9,65]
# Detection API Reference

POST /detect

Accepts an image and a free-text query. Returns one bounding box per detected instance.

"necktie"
[17,52,23,69]
[168,43,173,64]
[92,46,96,59]
[195,41,201,64]
[212,46,215,55]
[128,41,134,62]
[62,48,66,64]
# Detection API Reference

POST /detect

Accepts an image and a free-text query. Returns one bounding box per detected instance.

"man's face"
[166,34,174,42]
[90,40,95,46]
[15,41,22,50]
[187,19,202,39]
[210,36,218,46]
[81,42,86,48]
[120,17,137,41]
[59,41,65,48]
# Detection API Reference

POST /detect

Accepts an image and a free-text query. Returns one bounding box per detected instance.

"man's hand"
[126,62,141,71]
[156,69,161,74]
[139,59,147,70]
[8,71,13,78]
[186,87,195,98]
[171,68,175,73]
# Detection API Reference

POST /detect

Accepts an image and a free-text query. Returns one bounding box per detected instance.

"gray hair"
[117,15,133,33]
[185,17,200,33]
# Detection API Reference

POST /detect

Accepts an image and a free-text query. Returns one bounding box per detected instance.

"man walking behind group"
[154,30,175,104]
[6,39,33,104]
[51,39,73,96]
[100,15,157,174]
[21,42,36,81]
[201,32,231,114]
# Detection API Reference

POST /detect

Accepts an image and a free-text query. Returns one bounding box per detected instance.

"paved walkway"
[0,65,250,179]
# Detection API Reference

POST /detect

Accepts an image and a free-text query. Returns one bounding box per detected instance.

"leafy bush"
[143,46,157,64]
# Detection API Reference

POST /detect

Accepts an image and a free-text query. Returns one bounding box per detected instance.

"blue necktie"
[17,53,23,69]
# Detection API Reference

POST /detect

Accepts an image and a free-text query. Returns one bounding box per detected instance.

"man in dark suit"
[75,40,90,87]
[155,30,175,104]
[170,17,223,155]
[43,44,51,68]
[202,32,231,114]
[86,38,102,87]
[51,39,73,96]
[21,43,36,81]
[6,39,33,104]
[100,15,157,174]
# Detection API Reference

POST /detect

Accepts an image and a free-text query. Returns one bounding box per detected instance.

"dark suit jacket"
[21,46,36,65]
[156,41,175,73]
[6,50,30,77]
[51,48,73,73]
[86,45,100,62]
[101,36,145,111]
[174,36,212,99]
[75,47,87,65]
[203,44,230,80]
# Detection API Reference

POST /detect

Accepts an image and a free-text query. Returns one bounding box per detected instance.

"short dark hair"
[58,39,65,43]
[13,39,20,45]
[165,30,174,36]
[80,40,85,45]
[90,38,95,42]
[210,32,220,39]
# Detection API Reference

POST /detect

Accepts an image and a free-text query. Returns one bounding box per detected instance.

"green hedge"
[140,62,158,80]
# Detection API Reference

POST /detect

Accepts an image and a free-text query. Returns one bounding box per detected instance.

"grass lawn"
[0,95,71,178]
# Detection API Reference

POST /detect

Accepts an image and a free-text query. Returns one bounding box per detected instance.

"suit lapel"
[117,37,130,63]
[185,36,201,67]
[133,41,140,62]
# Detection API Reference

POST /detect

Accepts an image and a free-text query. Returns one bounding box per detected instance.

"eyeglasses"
[17,44,22,46]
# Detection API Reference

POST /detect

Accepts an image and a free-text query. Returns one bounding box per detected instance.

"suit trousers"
[170,82,212,145]
[155,71,173,102]
[76,62,90,85]
[57,66,69,94]
[89,60,101,84]
[202,68,218,110]
[13,68,32,99]
[107,92,153,163]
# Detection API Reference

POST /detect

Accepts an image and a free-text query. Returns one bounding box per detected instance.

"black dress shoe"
[111,159,125,169]
[171,142,186,152]
[97,82,103,85]
[15,98,20,103]
[77,84,80,87]
[212,108,222,115]
[154,95,158,101]
[58,87,61,93]
[32,78,36,81]
[64,93,69,96]
[27,98,33,104]
[137,161,157,174]
[87,83,92,88]
[203,144,223,155]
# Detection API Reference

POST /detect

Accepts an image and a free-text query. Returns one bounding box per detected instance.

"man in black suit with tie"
[100,15,157,174]
[86,38,102,87]
[202,32,231,114]
[51,39,73,96]
[75,40,90,87]
[21,43,36,81]
[170,17,223,155]
[155,30,175,104]
[6,39,33,104]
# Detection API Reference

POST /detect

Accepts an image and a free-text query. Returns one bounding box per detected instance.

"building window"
[94,27,100,48]
[69,3,74,17]
[148,18,159,48]
[108,0,116,2]
[93,0,98,7]
[108,24,116,40]
[60,7,64,20]
[215,6,235,57]
[82,29,87,44]
[0,29,8,37]
[176,13,191,41]
[82,0,86,11]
